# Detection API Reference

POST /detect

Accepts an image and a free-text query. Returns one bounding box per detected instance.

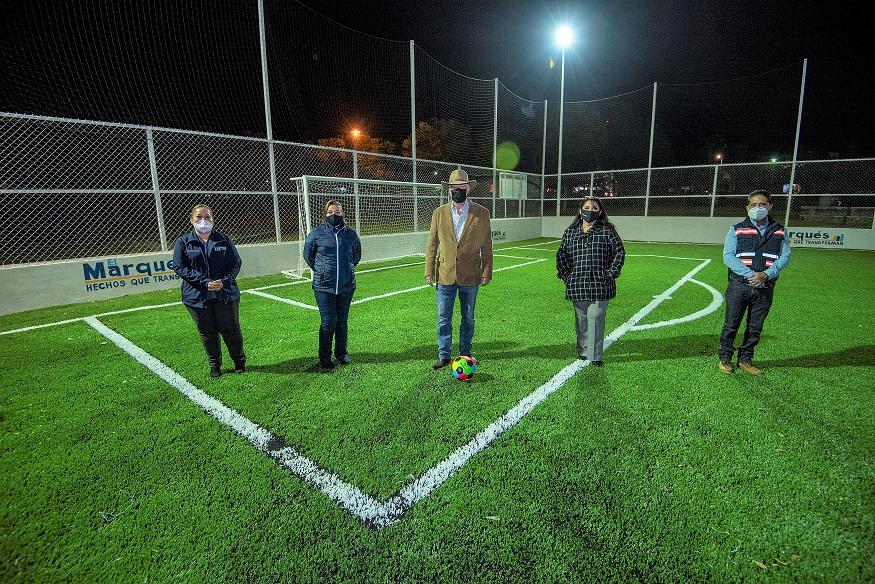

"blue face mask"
[748,207,768,222]
[450,188,468,203]
[326,214,344,227]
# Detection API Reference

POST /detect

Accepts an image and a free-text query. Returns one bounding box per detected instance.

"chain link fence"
[2,112,873,265]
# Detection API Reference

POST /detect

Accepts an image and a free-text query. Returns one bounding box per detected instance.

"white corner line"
[77,257,712,530]
[82,316,389,527]
[376,258,713,526]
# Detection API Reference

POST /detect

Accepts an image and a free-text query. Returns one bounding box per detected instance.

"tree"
[315,134,400,179]
[401,118,470,162]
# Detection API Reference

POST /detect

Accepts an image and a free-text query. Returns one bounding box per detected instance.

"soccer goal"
[288,176,449,277]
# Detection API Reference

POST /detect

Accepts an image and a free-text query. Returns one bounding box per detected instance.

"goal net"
[288,176,449,277]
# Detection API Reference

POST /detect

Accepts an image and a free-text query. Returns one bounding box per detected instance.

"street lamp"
[554,25,574,214]
[350,128,362,150]
[715,153,723,165]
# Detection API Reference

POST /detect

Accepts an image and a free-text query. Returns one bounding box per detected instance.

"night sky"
[1,0,872,165]
[301,0,873,158]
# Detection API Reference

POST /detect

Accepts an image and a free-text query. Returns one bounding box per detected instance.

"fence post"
[145,128,167,252]
[257,0,279,242]
[493,78,498,217]
[353,151,361,233]
[410,40,419,231]
[644,82,657,217]
[589,172,594,200]
[540,99,547,220]
[710,164,719,217]
[786,58,808,227]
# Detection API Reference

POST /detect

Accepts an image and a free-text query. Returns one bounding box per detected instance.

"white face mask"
[194,219,213,234]
[748,207,768,222]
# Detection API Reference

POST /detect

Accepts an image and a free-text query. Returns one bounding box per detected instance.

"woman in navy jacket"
[172,204,246,378]
[303,200,362,372]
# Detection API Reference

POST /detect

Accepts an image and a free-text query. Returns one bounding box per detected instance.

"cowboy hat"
[441,169,478,192]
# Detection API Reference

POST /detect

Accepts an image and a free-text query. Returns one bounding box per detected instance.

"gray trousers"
[573,300,609,361]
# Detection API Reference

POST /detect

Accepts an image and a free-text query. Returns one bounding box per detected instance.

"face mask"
[326,213,344,227]
[748,207,768,222]
[194,219,213,234]
[580,209,600,223]
[450,188,468,203]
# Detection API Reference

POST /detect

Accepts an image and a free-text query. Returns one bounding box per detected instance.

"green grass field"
[1,238,873,582]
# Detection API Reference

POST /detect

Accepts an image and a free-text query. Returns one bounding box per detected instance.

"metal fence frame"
[2,110,874,266]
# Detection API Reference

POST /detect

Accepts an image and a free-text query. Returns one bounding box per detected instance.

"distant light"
[715,153,723,162]
[350,129,362,139]
[770,157,778,163]
[555,25,574,49]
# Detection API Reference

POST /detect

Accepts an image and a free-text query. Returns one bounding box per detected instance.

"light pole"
[555,25,573,216]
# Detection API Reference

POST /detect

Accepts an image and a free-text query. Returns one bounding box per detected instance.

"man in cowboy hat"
[425,169,494,370]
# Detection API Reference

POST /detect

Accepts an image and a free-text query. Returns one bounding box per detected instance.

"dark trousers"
[185,300,245,368]
[718,279,774,363]
[314,290,354,363]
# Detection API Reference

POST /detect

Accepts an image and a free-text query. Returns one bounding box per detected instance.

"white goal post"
[289,176,451,277]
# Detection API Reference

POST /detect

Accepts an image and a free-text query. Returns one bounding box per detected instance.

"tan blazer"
[425,201,493,286]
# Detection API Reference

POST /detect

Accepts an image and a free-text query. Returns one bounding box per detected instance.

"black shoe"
[336,354,352,365]
[319,360,335,372]
[210,366,222,378]
[578,355,588,361]
[432,358,451,370]
[233,363,245,374]
[592,360,604,367]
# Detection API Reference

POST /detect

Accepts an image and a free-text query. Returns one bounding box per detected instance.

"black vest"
[728,216,785,285]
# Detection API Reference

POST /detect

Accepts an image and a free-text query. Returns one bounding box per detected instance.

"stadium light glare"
[554,25,574,48]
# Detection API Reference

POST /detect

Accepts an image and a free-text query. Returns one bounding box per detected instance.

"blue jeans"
[436,283,479,359]
[314,290,354,362]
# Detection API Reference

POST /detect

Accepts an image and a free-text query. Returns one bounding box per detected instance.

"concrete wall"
[0,217,541,316]
[542,216,875,250]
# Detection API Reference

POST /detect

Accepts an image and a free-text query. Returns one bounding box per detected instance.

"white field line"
[245,290,319,310]
[0,258,434,335]
[280,270,308,280]
[629,278,722,331]
[376,257,713,527]
[349,258,546,306]
[496,240,560,251]
[493,253,542,260]
[249,260,427,292]
[83,317,389,528]
[82,257,714,529]
[0,301,182,336]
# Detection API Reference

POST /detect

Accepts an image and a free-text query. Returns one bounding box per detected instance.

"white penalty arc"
[629,278,723,331]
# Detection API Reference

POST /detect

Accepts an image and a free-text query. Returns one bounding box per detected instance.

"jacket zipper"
[334,229,340,294]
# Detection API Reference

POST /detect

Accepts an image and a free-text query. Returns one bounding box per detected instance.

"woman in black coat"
[303,200,362,372]
[556,196,625,366]
[172,204,245,378]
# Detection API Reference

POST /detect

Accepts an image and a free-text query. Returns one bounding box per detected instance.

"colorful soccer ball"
[452,356,477,381]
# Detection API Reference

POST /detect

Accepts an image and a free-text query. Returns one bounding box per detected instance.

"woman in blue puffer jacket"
[303,200,362,372]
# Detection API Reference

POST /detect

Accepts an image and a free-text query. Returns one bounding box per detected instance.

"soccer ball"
[452,356,477,381]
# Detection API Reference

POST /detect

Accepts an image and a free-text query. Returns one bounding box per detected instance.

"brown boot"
[432,358,451,370]
[718,361,734,375]
[738,361,763,376]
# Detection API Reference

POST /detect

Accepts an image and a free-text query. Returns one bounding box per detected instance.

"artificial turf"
[1,238,873,582]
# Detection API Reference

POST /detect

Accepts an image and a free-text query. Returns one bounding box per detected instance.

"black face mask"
[580,209,601,223]
[450,188,468,203]
[326,214,344,227]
